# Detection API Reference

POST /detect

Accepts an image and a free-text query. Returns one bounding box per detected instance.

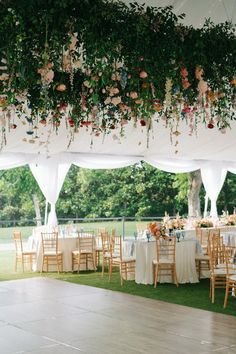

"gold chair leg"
[211,279,215,304]
[224,283,229,308]
[77,255,80,274]
[41,256,44,273]
[120,264,123,286]
[101,256,105,277]
[22,255,25,273]
[154,265,157,288]
[56,255,60,274]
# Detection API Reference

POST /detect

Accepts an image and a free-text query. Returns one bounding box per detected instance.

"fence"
[0,216,174,240]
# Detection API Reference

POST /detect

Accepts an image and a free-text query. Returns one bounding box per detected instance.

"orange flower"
[180,67,188,78]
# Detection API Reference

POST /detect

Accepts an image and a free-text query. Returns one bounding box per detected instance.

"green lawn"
[0,221,149,244]
[0,250,235,317]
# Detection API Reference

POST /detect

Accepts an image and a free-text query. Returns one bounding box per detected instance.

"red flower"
[68,119,75,127]
[81,121,92,127]
[140,119,146,126]
[207,121,214,129]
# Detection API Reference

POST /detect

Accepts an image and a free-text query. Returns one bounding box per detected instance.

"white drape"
[72,154,141,169]
[30,157,70,226]
[144,157,200,173]
[200,163,227,218]
[0,151,236,220]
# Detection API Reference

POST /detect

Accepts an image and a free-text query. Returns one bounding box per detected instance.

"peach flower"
[130,91,138,99]
[56,84,66,92]
[198,80,208,94]
[111,96,121,105]
[139,71,148,79]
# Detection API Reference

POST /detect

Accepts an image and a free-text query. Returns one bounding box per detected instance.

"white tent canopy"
[1,118,236,223]
[0,0,235,224]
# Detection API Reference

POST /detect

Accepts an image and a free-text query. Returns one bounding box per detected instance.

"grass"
[0,221,148,244]
[0,250,236,317]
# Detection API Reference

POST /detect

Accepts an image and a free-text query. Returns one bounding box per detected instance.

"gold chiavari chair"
[195,228,210,279]
[41,232,63,273]
[153,236,178,288]
[208,234,227,303]
[95,228,106,266]
[101,231,111,276]
[72,233,96,273]
[13,231,36,272]
[107,235,136,285]
[224,249,236,308]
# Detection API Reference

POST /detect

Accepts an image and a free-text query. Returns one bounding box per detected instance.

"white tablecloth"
[135,239,199,285]
[221,231,236,248]
[28,226,97,272]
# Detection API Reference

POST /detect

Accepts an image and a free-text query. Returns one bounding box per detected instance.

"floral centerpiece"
[220,211,236,226]
[148,222,167,239]
[162,213,186,230]
[195,218,214,228]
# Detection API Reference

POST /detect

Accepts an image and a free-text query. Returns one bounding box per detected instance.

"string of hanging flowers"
[0,0,235,149]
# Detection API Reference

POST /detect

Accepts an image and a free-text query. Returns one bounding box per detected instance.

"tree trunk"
[188,170,202,217]
[32,194,42,226]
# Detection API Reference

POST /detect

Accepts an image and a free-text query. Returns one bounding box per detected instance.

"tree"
[187,170,202,217]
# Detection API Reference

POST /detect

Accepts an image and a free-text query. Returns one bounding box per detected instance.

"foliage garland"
[0,0,235,148]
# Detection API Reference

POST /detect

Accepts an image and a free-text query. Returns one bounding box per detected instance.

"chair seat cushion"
[22,251,37,255]
[212,268,227,275]
[95,246,103,251]
[113,257,136,263]
[44,251,62,256]
[72,249,94,255]
[153,258,174,265]
[104,252,120,258]
[216,263,226,269]
[195,254,210,261]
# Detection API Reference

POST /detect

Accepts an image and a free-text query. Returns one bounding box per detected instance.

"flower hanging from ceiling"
[0,0,235,149]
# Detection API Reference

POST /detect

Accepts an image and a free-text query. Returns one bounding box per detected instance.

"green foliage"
[0,0,235,142]
[0,165,236,222]
[57,162,179,218]
[0,166,44,223]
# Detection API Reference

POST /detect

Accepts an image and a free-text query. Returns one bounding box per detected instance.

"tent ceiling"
[124,0,236,27]
[2,118,236,163]
[0,0,235,163]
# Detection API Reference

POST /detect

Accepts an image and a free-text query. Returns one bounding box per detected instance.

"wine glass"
[146,231,151,242]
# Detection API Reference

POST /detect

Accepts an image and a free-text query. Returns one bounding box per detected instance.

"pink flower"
[139,71,148,79]
[130,91,138,99]
[104,97,111,105]
[198,80,208,94]
[109,87,119,96]
[180,68,188,78]
[45,69,54,83]
[111,96,121,105]
[56,84,66,92]
[195,67,203,80]
[182,78,191,89]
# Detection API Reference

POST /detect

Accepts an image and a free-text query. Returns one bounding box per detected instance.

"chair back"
[208,232,224,266]
[156,236,176,263]
[225,247,236,277]
[80,230,95,237]
[110,235,122,260]
[101,231,110,252]
[41,232,59,254]
[78,234,95,253]
[13,231,23,255]
[196,228,209,250]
